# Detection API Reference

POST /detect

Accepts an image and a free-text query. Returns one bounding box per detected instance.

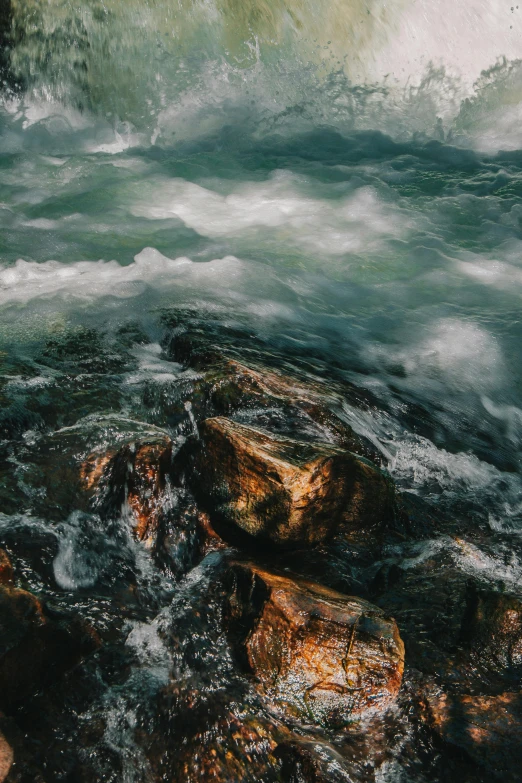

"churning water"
[1,1,522,780]
[2,0,522,519]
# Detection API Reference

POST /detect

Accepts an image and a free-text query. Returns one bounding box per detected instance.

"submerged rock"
[163,708,284,783]
[226,562,404,726]
[0,552,13,586]
[275,739,354,783]
[0,584,100,712]
[184,417,394,547]
[460,586,522,678]
[21,415,173,548]
[425,689,522,782]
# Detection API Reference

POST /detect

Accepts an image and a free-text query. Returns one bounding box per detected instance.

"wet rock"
[81,430,173,548]
[195,510,229,557]
[0,585,100,712]
[0,729,13,783]
[460,586,522,678]
[40,327,129,376]
[162,318,376,459]
[20,415,173,547]
[0,553,13,586]
[226,562,404,726]
[275,739,354,783]
[161,708,284,783]
[184,417,395,547]
[425,688,522,782]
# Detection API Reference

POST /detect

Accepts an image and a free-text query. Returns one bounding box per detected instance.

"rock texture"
[81,429,173,547]
[227,562,404,726]
[460,587,522,677]
[275,739,354,783]
[22,415,173,547]
[0,729,13,783]
[186,417,394,547]
[0,552,13,586]
[0,584,100,712]
[426,689,522,782]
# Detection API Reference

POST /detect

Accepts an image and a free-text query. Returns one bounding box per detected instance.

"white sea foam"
[482,396,522,444]
[124,343,185,386]
[341,399,522,529]
[53,511,106,590]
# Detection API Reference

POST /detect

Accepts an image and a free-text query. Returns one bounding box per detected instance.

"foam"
[341,399,522,530]
[131,172,409,255]
[124,343,187,386]
[368,316,504,391]
[394,535,522,591]
[0,251,235,305]
[457,257,522,291]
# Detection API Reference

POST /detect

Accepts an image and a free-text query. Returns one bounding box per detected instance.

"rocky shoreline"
[0,310,520,781]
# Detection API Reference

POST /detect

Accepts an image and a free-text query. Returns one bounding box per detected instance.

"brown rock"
[0,552,13,586]
[0,730,13,782]
[144,684,287,783]
[187,418,394,547]
[82,435,173,547]
[171,712,282,783]
[227,563,404,726]
[460,587,522,677]
[0,585,100,712]
[275,739,353,783]
[195,511,228,557]
[425,688,522,781]
[22,416,173,547]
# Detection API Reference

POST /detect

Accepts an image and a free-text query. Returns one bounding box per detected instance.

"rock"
[195,511,229,557]
[81,430,173,548]
[162,318,375,458]
[0,729,13,783]
[184,417,394,547]
[425,688,522,781]
[275,739,354,783]
[20,416,173,547]
[167,711,283,783]
[148,677,289,783]
[0,585,100,712]
[0,552,13,586]
[226,562,404,726]
[460,586,522,678]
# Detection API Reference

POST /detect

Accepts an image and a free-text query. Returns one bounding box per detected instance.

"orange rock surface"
[228,563,404,726]
[81,430,173,547]
[0,553,13,586]
[190,417,394,546]
[426,689,522,780]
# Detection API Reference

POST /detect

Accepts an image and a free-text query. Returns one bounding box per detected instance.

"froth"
[368,317,504,392]
[0,251,234,305]
[130,172,408,255]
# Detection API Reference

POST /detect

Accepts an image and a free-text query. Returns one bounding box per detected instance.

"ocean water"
[1,1,522,779]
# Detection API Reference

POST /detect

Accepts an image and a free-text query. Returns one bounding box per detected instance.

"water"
[1,2,522,781]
